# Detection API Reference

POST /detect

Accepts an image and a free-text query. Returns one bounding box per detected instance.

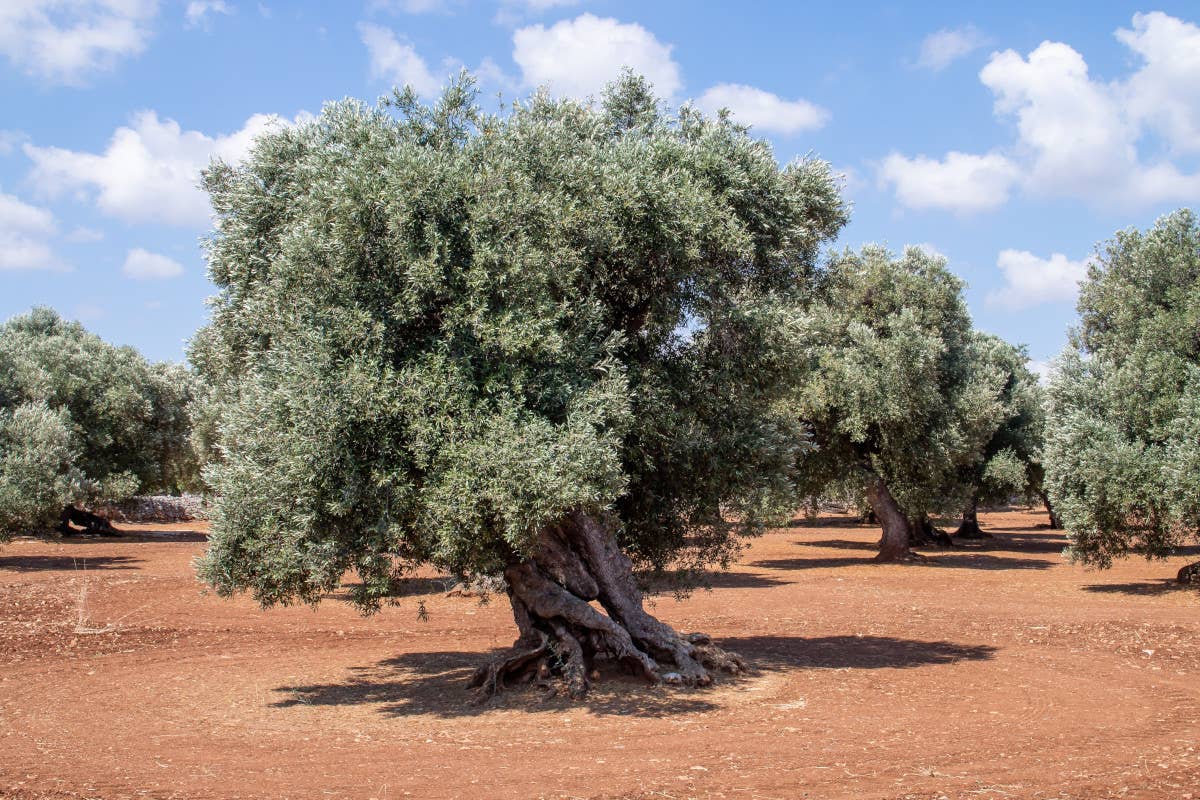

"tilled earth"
[1,510,1198,799]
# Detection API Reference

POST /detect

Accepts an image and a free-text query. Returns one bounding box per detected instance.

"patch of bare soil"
[1,511,1198,799]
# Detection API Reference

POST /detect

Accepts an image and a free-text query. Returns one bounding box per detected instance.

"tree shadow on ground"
[755,551,1055,571]
[270,634,996,718]
[0,554,144,572]
[270,649,723,718]
[640,570,790,592]
[1083,580,1198,596]
[54,528,209,543]
[787,515,872,529]
[722,635,997,670]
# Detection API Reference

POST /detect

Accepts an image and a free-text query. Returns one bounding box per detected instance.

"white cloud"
[1116,11,1200,155]
[368,0,449,13]
[695,83,829,135]
[512,14,682,98]
[24,110,303,227]
[185,1,233,28]
[884,12,1200,213]
[879,151,1019,213]
[122,247,183,279]
[986,249,1091,310]
[917,25,985,71]
[66,226,104,242]
[0,191,61,271]
[0,0,158,86]
[359,22,441,96]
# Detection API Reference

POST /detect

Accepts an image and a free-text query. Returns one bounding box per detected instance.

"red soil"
[1,509,1198,799]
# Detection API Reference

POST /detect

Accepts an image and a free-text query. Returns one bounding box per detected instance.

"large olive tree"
[790,246,1006,561]
[0,307,200,538]
[190,74,847,697]
[1045,209,1200,583]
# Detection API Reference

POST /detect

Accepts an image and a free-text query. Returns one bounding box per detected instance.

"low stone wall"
[97,494,210,523]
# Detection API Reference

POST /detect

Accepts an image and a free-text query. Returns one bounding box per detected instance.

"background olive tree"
[1045,209,1200,583]
[950,334,1043,539]
[789,246,1008,561]
[0,307,200,538]
[190,73,847,698]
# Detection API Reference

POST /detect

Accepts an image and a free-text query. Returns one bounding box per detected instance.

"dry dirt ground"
[2,509,1198,800]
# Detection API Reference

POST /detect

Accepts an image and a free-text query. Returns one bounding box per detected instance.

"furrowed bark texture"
[1178,561,1200,585]
[865,475,921,562]
[469,512,746,700]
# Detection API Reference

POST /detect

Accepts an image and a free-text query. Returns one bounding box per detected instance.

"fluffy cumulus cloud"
[0,0,158,86]
[1115,12,1200,156]
[0,191,60,271]
[184,1,233,28]
[512,14,682,98]
[916,25,986,71]
[122,247,183,279]
[359,22,441,96]
[986,249,1092,310]
[24,110,305,227]
[879,151,1019,213]
[695,83,829,135]
[885,12,1200,212]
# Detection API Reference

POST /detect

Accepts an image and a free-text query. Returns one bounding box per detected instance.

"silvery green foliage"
[961,334,1043,506]
[191,73,847,610]
[790,246,1006,516]
[0,307,201,537]
[1045,209,1200,568]
[0,402,81,534]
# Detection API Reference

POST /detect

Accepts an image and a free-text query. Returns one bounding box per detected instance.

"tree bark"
[1039,491,1063,530]
[865,476,920,562]
[1178,561,1200,585]
[57,506,118,536]
[469,511,746,700]
[954,496,989,539]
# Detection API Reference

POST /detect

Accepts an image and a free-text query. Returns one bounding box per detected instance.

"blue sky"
[2,1,1199,371]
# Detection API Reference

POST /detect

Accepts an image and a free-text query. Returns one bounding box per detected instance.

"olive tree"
[1044,209,1200,583]
[951,335,1043,539]
[790,246,1006,561]
[190,74,847,697]
[0,307,200,538]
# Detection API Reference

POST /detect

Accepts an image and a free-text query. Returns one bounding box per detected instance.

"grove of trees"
[0,308,199,539]
[1,73,1197,698]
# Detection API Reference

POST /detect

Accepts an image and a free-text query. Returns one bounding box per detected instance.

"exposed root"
[469,513,748,701]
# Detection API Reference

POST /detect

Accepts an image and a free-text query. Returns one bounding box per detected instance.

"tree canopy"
[1044,209,1200,580]
[190,73,846,694]
[789,245,1007,559]
[0,307,199,537]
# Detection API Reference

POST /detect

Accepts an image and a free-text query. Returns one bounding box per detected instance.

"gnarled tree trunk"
[1178,561,1200,585]
[865,475,919,562]
[469,511,746,700]
[954,496,989,539]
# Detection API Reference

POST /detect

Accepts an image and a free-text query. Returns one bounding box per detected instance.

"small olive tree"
[190,74,847,697]
[951,334,1043,539]
[1045,209,1200,582]
[0,307,200,538]
[790,246,1006,561]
